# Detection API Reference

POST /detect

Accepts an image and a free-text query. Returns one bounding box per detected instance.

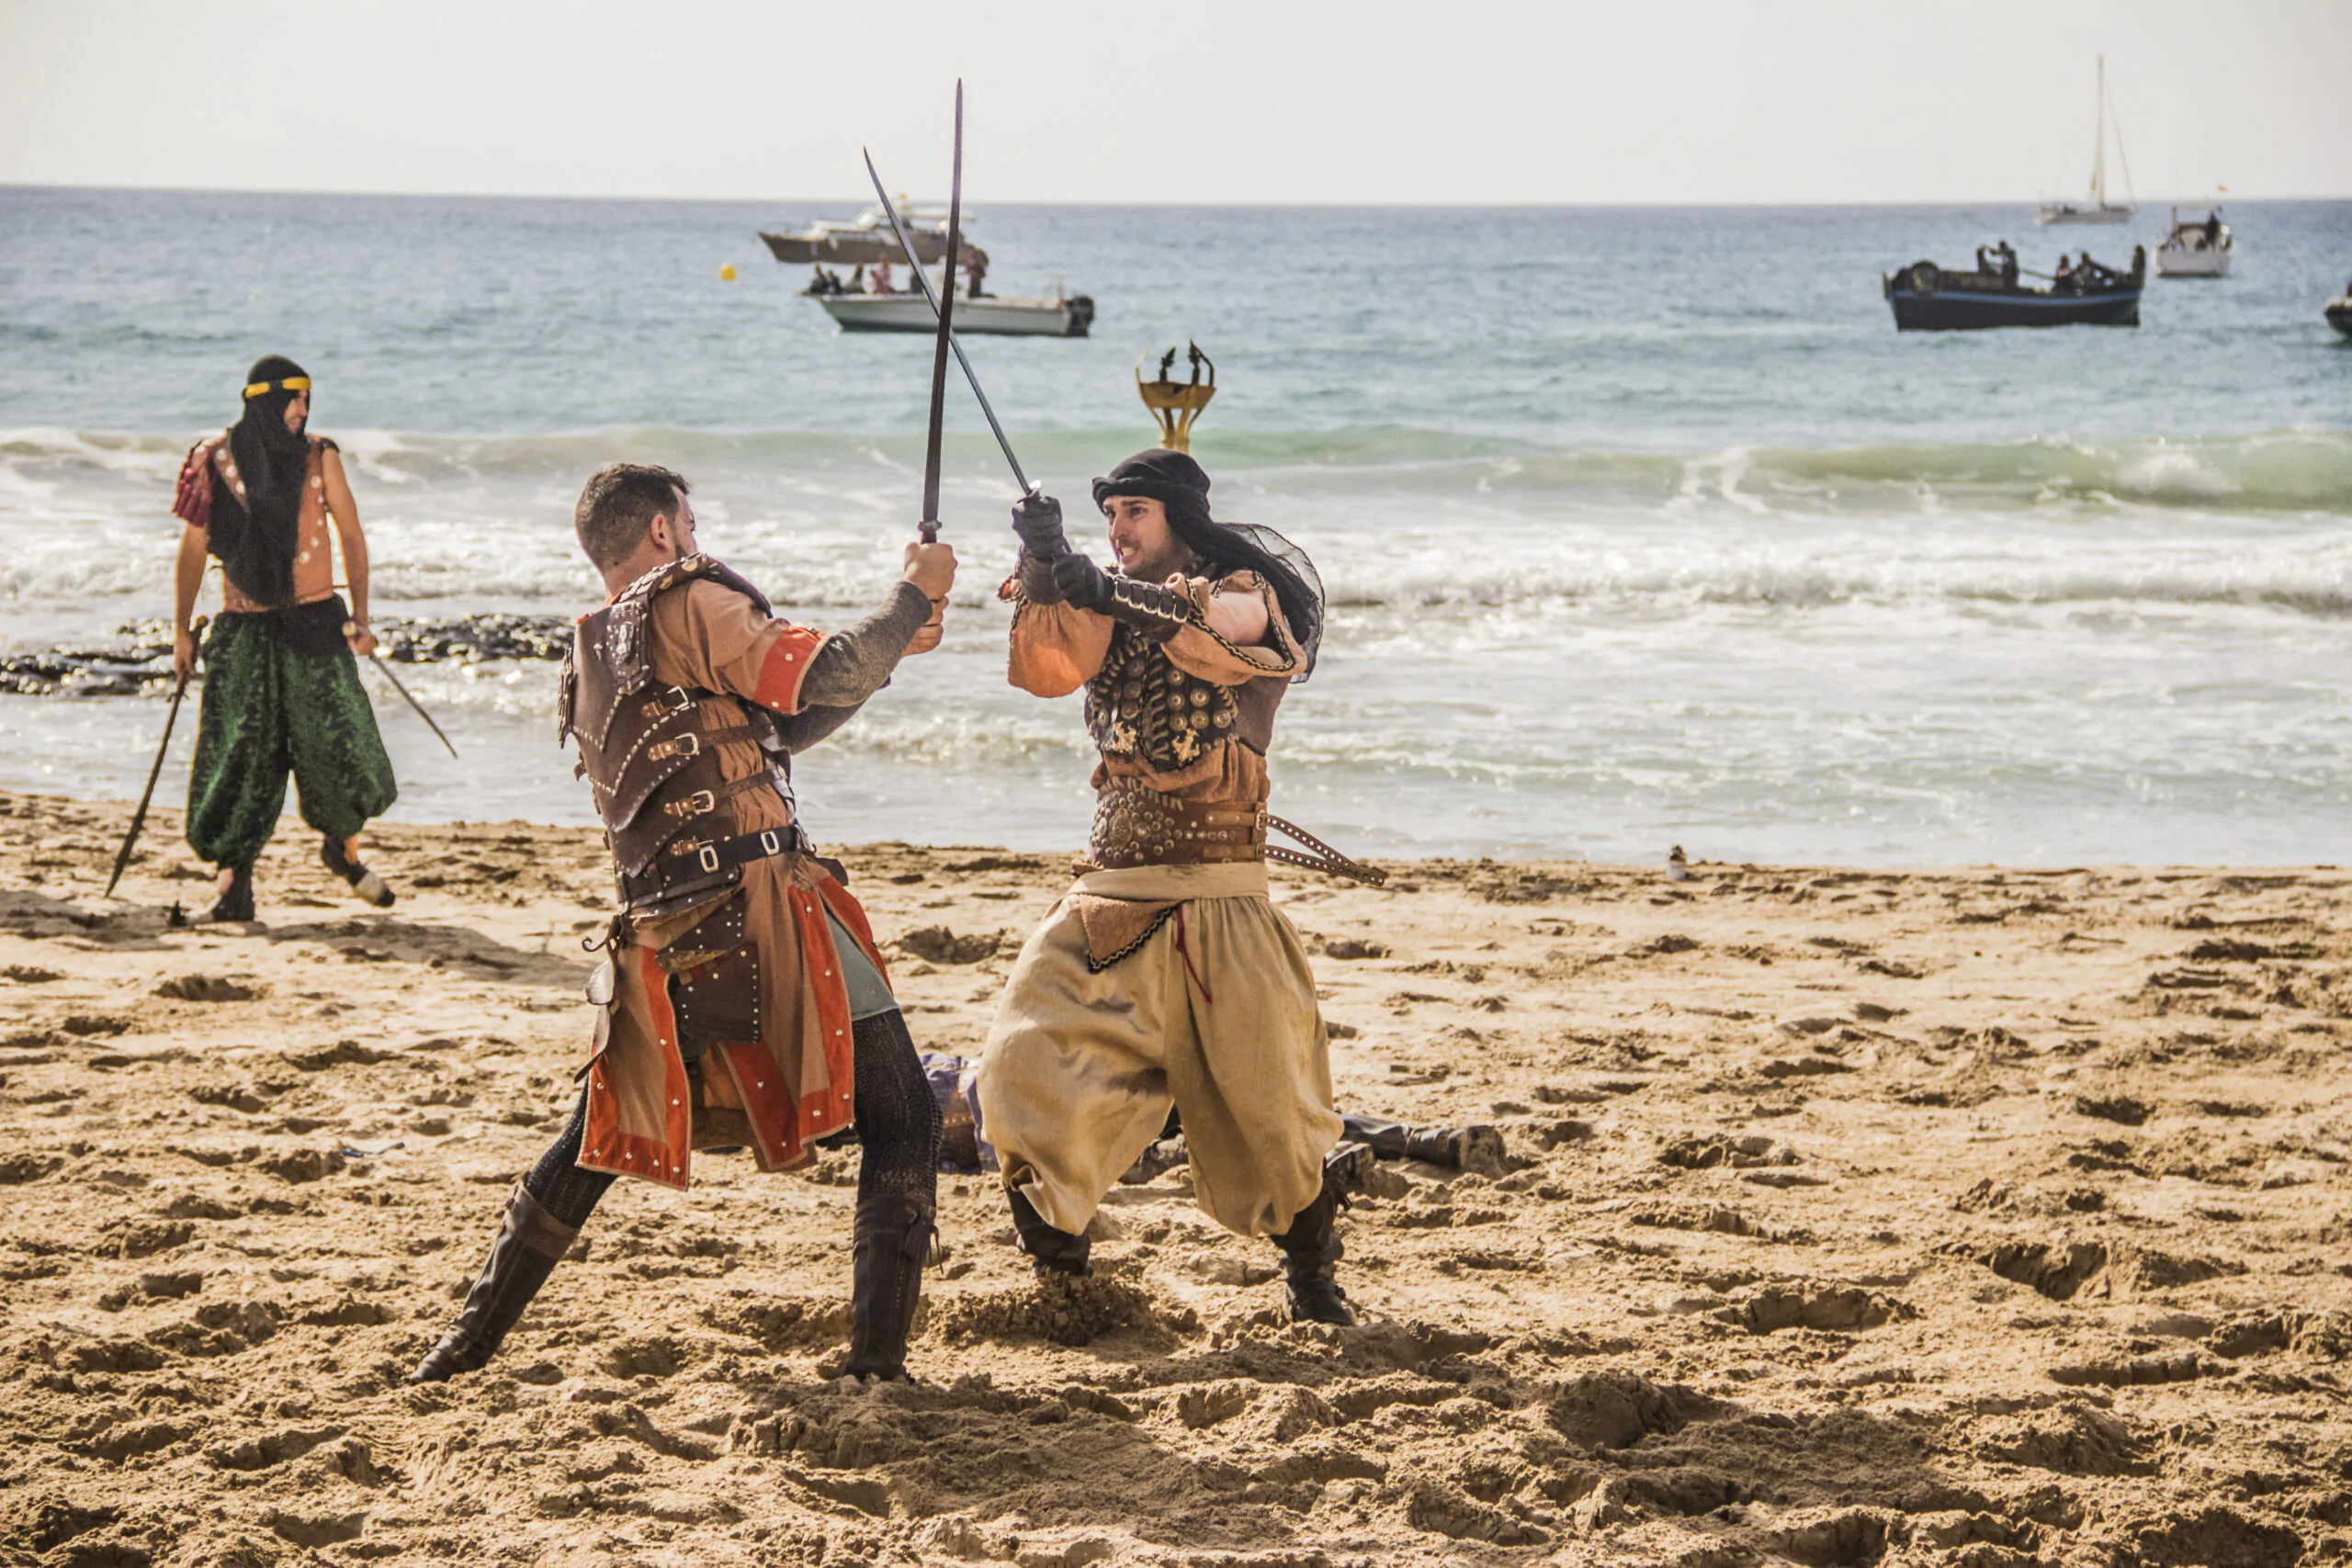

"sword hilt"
[919,521,940,545]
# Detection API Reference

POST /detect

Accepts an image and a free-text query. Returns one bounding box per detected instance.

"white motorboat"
[2039,57,2136,225]
[2156,205,2233,278]
[758,204,1094,338]
[815,290,1095,338]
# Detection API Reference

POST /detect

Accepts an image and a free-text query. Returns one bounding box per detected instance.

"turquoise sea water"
[2,187,2348,864]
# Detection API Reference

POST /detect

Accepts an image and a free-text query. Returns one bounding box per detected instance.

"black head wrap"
[1091,449,1325,682]
[209,355,313,608]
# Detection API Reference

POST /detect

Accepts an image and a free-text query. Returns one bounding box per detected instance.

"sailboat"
[2039,56,2136,225]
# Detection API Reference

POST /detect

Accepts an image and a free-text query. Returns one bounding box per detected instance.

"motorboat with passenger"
[1883,242,2144,330]
[2156,206,2233,278]
[758,204,1095,337]
[2326,281,2352,339]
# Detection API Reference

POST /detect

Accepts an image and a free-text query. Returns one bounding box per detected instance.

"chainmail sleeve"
[799,581,933,707]
[770,580,933,750]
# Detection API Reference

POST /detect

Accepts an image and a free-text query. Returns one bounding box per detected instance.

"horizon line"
[5,179,2346,209]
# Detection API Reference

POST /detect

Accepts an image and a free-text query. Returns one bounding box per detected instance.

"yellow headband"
[243,376,311,399]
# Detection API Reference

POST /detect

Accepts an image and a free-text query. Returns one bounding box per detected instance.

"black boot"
[1119,1134,1190,1186]
[842,1193,935,1382]
[1007,1185,1091,1277]
[322,834,395,908]
[410,1185,574,1383]
[1344,1113,1507,1178]
[1324,1139,1374,1194]
[205,863,254,923]
[1273,1179,1355,1326]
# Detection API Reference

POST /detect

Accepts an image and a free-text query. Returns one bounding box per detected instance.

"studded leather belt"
[617,821,807,915]
[1086,784,1387,886]
[1088,784,1265,871]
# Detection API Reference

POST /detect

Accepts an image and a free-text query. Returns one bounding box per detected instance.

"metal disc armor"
[1083,621,1240,773]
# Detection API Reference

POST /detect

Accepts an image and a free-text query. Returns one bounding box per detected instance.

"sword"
[105,615,206,899]
[863,137,1037,499]
[918,80,965,546]
[345,621,459,758]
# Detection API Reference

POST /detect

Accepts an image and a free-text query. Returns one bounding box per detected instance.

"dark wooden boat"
[1883,246,2144,331]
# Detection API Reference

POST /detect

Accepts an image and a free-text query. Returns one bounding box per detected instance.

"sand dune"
[1,789,2346,1566]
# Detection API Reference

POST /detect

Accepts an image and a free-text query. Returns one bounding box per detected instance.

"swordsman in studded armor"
[169,355,399,920]
[974,448,1381,1324]
[413,463,956,1385]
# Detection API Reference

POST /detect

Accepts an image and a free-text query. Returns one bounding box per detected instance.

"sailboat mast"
[2089,55,2107,206]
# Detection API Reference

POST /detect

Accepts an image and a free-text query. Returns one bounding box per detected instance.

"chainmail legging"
[522,1007,941,1228]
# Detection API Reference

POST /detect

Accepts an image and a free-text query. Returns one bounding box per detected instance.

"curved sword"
[862,144,1036,498]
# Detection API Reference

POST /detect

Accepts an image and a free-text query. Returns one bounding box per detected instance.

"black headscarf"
[1091,448,1325,682]
[209,355,313,608]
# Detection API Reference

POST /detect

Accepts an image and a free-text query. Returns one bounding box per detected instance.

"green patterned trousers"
[186,611,399,869]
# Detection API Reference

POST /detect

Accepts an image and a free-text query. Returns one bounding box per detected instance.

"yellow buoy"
[718,264,737,281]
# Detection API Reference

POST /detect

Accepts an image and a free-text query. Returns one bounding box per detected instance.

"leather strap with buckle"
[659,767,788,821]
[618,822,804,909]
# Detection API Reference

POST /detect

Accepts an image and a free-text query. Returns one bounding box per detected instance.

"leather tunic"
[558,557,796,890]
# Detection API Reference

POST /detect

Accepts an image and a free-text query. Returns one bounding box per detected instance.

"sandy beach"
[2,787,2347,1567]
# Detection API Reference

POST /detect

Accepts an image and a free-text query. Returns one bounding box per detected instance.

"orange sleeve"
[1004,595,1114,697]
[648,581,828,715]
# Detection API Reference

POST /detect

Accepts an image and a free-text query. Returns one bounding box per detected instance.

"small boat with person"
[2156,206,2233,278]
[2326,280,2352,339]
[2039,56,2136,225]
[1883,242,2145,331]
[758,203,1095,338]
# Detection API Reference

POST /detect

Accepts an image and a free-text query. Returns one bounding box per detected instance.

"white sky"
[2,0,2345,205]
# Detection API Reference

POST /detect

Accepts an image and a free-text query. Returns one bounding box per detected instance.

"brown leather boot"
[1273,1179,1355,1326]
[842,1193,935,1382]
[410,1185,575,1383]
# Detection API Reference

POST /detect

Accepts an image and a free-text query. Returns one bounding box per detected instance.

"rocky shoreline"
[0,615,575,698]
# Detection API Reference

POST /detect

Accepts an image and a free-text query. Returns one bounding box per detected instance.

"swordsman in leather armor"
[975,447,1378,1325]
[413,462,957,1385]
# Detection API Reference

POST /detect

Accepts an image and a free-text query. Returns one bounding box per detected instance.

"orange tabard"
[570,576,888,1191]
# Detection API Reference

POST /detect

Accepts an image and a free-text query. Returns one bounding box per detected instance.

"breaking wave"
[5,423,2349,618]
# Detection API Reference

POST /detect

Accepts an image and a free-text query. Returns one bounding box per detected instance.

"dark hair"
[575,463,690,568]
[208,354,313,608]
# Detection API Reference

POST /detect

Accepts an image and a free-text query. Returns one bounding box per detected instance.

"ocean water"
[3,186,2348,865]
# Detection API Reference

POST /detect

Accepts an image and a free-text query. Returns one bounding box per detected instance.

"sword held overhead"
[864,129,1036,501]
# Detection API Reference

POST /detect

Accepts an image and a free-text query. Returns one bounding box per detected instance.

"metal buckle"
[759,829,780,855]
[662,686,695,713]
[698,844,721,874]
[686,789,716,815]
[658,732,702,761]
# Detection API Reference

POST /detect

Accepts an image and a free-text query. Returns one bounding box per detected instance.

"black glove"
[1054,556,1194,639]
[1012,492,1067,558]
[1050,549,1114,612]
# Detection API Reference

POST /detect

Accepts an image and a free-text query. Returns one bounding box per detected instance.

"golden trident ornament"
[1136,342,1216,453]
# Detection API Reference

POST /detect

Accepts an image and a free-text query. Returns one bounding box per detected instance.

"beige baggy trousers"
[976,862,1341,1240]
